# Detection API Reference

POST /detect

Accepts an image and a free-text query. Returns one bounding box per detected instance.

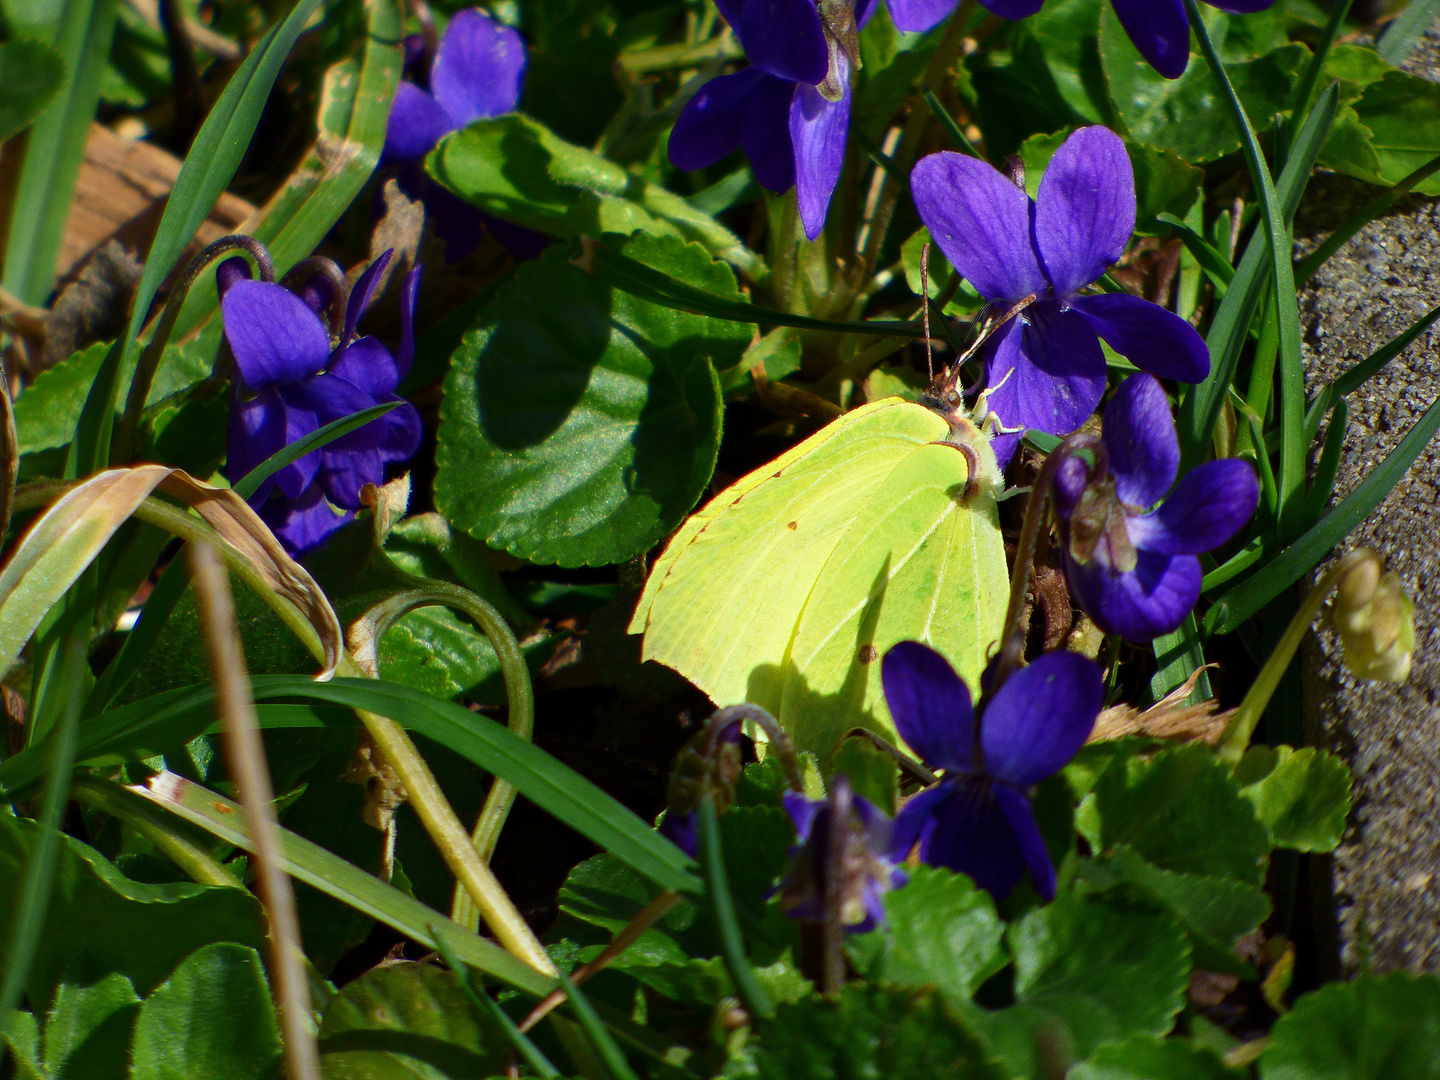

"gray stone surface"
[1296,20,1440,975]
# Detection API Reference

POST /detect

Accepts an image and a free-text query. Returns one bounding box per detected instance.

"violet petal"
[741,74,798,192]
[976,0,1047,17]
[790,63,850,241]
[228,387,288,501]
[343,250,394,348]
[669,68,767,172]
[1101,371,1180,510]
[982,301,1108,448]
[263,389,322,499]
[320,449,386,509]
[1065,547,1202,641]
[993,783,1057,901]
[911,151,1049,303]
[1109,0,1190,80]
[889,782,950,862]
[383,81,456,164]
[785,790,824,843]
[885,0,960,32]
[330,336,402,399]
[430,9,526,129]
[1069,292,1210,384]
[221,280,331,390]
[918,779,1028,900]
[1034,126,1135,297]
[726,0,828,86]
[262,484,353,557]
[1129,458,1259,555]
[881,641,976,773]
[980,650,1102,787]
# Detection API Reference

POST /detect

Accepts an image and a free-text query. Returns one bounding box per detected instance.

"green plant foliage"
[0,37,66,143]
[1261,973,1440,1080]
[1073,1035,1241,1079]
[1,972,140,1080]
[736,984,1006,1080]
[0,811,265,1006]
[436,235,743,567]
[1100,6,1305,163]
[1093,743,1271,885]
[128,943,280,1080]
[963,895,1191,1079]
[317,960,511,1078]
[1236,745,1352,852]
[846,866,1008,1004]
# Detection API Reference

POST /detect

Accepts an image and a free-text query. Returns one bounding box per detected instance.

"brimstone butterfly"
[628,368,1009,764]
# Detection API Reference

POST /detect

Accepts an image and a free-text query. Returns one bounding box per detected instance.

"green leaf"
[1261,972,1440,1079]
[846,865,1008,1004]
[1077,846,1270,975]
[1019,129,1202,233]
[964,895,1191,1080]
[37,973,141,1080]
[1073,1035,1240,1080]
[831,738,898,814]
[2,0,120,305]
[742,984,1005,1080]
[0,800,266,1007]
[435,236,738,567]
[1322,69,1440,197]
[1025,0,1111,125]
[12,341,108,456]
[1094,743,1271,884]
[316,960,510,1078]
[429,112,762,276]
[129,943,280,1080]
[1236,745,1351,852]
[0,38,66,143]
[1101,5,1305,163]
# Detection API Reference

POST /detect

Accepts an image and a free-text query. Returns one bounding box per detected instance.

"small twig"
[517,890,683,1034]
[188,542,321,1080]
[821,778,850,996]
[159,0,203,151]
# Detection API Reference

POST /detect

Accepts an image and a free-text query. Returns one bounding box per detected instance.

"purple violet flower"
[911,125,1210,465]
[778,777,906,932]
[883,641,1102,901]
[1052,373,1259,641]
[222,252,424,556]
[382,9,545,261]
[669,0,877,240]
[885,0,1274,78]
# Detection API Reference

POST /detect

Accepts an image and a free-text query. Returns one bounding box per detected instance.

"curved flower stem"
[71,775,236,888]
[990,432,1105,695]
[1217,549,1369,765]
[348,581,535,931]
[116,234,275,462]
[279,256,348,342]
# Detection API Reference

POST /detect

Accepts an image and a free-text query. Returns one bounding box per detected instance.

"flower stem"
[696,795,775,1019]
[1216,549,1369,765]
[116,234,274,462]
[991,432,1104,693]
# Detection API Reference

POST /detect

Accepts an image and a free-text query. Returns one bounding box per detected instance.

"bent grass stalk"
[188,542,321,1080]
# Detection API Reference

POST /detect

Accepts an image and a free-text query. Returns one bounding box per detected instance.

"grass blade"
[0,39,67,144]
[1286,0,1352,147]
[556,971,641,1080]
[696,797,774,1020]
[923,89,982,158]
[70,0,324,477]
[134,772,556,997]
[2,676,702,897]
[1299,396,1349,529]
[1178,83,1337,471]
[83,403,400,715]
[1377,0,1440,64]
[1295,152,1440,288]
[165,0,404,345]
[591,245,925,338]
[1149,614,1213,703]
[1185,0,1307,538]
[430,926,563,1080]
[1207,389,1440,635]
[2,0,120,306]
[1157,212,1235,292]
[0,629,86,1052]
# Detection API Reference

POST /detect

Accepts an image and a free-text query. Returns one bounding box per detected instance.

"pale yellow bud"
[1333,550,1414,683]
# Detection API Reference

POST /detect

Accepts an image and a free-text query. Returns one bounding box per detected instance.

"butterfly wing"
[780,440,1007,761]
[630,398,945,716]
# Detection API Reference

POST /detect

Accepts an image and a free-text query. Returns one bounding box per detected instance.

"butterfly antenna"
[920,242,935,380]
